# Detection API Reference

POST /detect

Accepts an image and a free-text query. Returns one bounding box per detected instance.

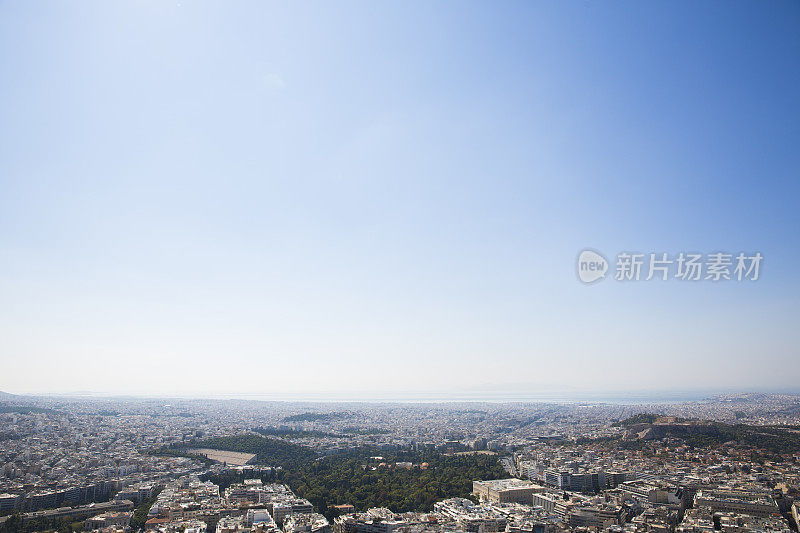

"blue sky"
[1,2,798,398]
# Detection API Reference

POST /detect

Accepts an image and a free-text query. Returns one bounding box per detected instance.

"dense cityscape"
[1,392,800,533]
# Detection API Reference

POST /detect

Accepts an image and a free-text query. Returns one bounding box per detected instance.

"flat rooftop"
[474,479,543,491]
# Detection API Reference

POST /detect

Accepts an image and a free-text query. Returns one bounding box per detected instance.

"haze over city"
[4,5,800,533]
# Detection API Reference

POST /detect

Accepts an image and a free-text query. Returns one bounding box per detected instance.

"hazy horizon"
[2,387,798,405]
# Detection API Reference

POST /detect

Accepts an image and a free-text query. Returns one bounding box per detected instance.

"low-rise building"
[473,479,546,504]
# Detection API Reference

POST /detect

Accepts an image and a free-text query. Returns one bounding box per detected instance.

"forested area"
[187,435,507,518]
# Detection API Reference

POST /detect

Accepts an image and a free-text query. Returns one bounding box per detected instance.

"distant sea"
[204,391,716,405]
[34,388,798,404]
